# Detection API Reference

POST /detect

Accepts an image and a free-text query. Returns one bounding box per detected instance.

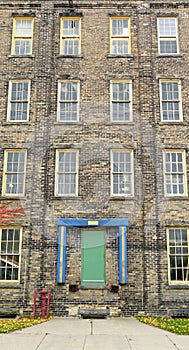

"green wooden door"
[81,230,105,286]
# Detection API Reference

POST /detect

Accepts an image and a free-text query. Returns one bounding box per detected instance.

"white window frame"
[57,80,80,122]
[55,149,78,196]
[110,80,132,122]
[160,79,183,122]
[111,149,134,197]
[60,17,81,55]
[167,227,189,284]
[157,17,179,55]
[0,227,22,282]
[7,80,31,122]
[11,17,34,55]
[2,150,27,197]
[163,150,187,197]
[110,17,130,55]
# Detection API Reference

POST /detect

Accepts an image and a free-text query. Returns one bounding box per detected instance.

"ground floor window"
[0,227,21,281]
[167,228,189,283]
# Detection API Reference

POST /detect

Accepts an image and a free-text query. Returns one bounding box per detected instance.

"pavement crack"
[34,333,48,350]
[82,335,87,350]
[125,335,132,350]
[166,335,181,350]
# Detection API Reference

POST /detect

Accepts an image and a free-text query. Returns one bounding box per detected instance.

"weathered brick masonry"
[0,0,189,317]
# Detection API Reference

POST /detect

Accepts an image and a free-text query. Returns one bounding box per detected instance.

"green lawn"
[136,316,189,335]
[0,317,51,333]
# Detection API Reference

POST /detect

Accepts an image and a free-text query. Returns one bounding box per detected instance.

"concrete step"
[78,307,110,319]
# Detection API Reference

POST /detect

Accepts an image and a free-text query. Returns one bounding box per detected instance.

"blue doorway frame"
[57,218,128,285]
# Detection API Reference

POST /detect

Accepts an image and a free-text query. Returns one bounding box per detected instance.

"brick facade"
[0,0,189,317]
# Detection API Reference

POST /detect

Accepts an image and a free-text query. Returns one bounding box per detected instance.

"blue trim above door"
[58,218,128,227]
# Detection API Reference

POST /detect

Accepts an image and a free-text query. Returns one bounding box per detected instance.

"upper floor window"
[111,150,134,196]
[110,17,130,55]
[57,80,79,122]
[60,18,81,55]
[157,17,179,54]
[12,17,34,55]
[7,80,30,122]
[110,80,132,122]
[163,150,187,196]
[0,227,22,281]
[55,150,78,196]
[167,228,189,283]
[160,80,182,122]
[2,150,27,196]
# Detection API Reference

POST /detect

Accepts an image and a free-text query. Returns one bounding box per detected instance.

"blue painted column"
[118,226,128,284]
[57,226,67,283]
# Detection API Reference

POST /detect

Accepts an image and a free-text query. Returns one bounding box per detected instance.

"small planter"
[109,284,119,293]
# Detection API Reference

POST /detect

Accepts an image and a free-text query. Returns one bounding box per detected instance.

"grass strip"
[136,316,189,335]
[0,317,51,333]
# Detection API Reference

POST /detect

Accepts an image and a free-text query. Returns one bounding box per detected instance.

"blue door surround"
[57,218,128,285]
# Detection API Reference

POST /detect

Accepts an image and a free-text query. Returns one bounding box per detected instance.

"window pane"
[16,20,32,37]
[63,20,79,36]
[160,40,177,54]
[159,18,176,36]
[14,40,31,55]
[2,229,7,241]
[63,40,79,55]
[112,40,128,54]
[112,19,128,36]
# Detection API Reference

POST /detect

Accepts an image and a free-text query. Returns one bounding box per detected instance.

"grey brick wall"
[0,0,189,317]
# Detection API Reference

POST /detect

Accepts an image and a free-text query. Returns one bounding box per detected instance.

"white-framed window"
[110,17,130,55]
[2,150,27,196]
[160,80,182,122]
[7,80,30,122]
[167,228,189,284]
[55,150,78,196]
[60,17,81,55]
[111,150,134,196]
[57,80,79,122]
[0,227,22,282]
[157,17,179,54]
[12,17,34,55]
[163,150,187,196]
[110,80,132,122]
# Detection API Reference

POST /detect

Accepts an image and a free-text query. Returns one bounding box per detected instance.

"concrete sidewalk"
[0,317,189,350]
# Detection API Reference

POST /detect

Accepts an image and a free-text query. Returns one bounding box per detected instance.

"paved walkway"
[0,317,189,350]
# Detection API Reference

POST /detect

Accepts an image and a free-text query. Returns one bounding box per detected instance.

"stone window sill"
[0,282,21,289]
[156,54,182,58]
[8,55,35,59]
[107,54,134,59]
[168,284,189,289]
[57,55,83,59]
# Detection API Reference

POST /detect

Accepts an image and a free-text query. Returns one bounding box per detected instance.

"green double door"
[81,229,105,286]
